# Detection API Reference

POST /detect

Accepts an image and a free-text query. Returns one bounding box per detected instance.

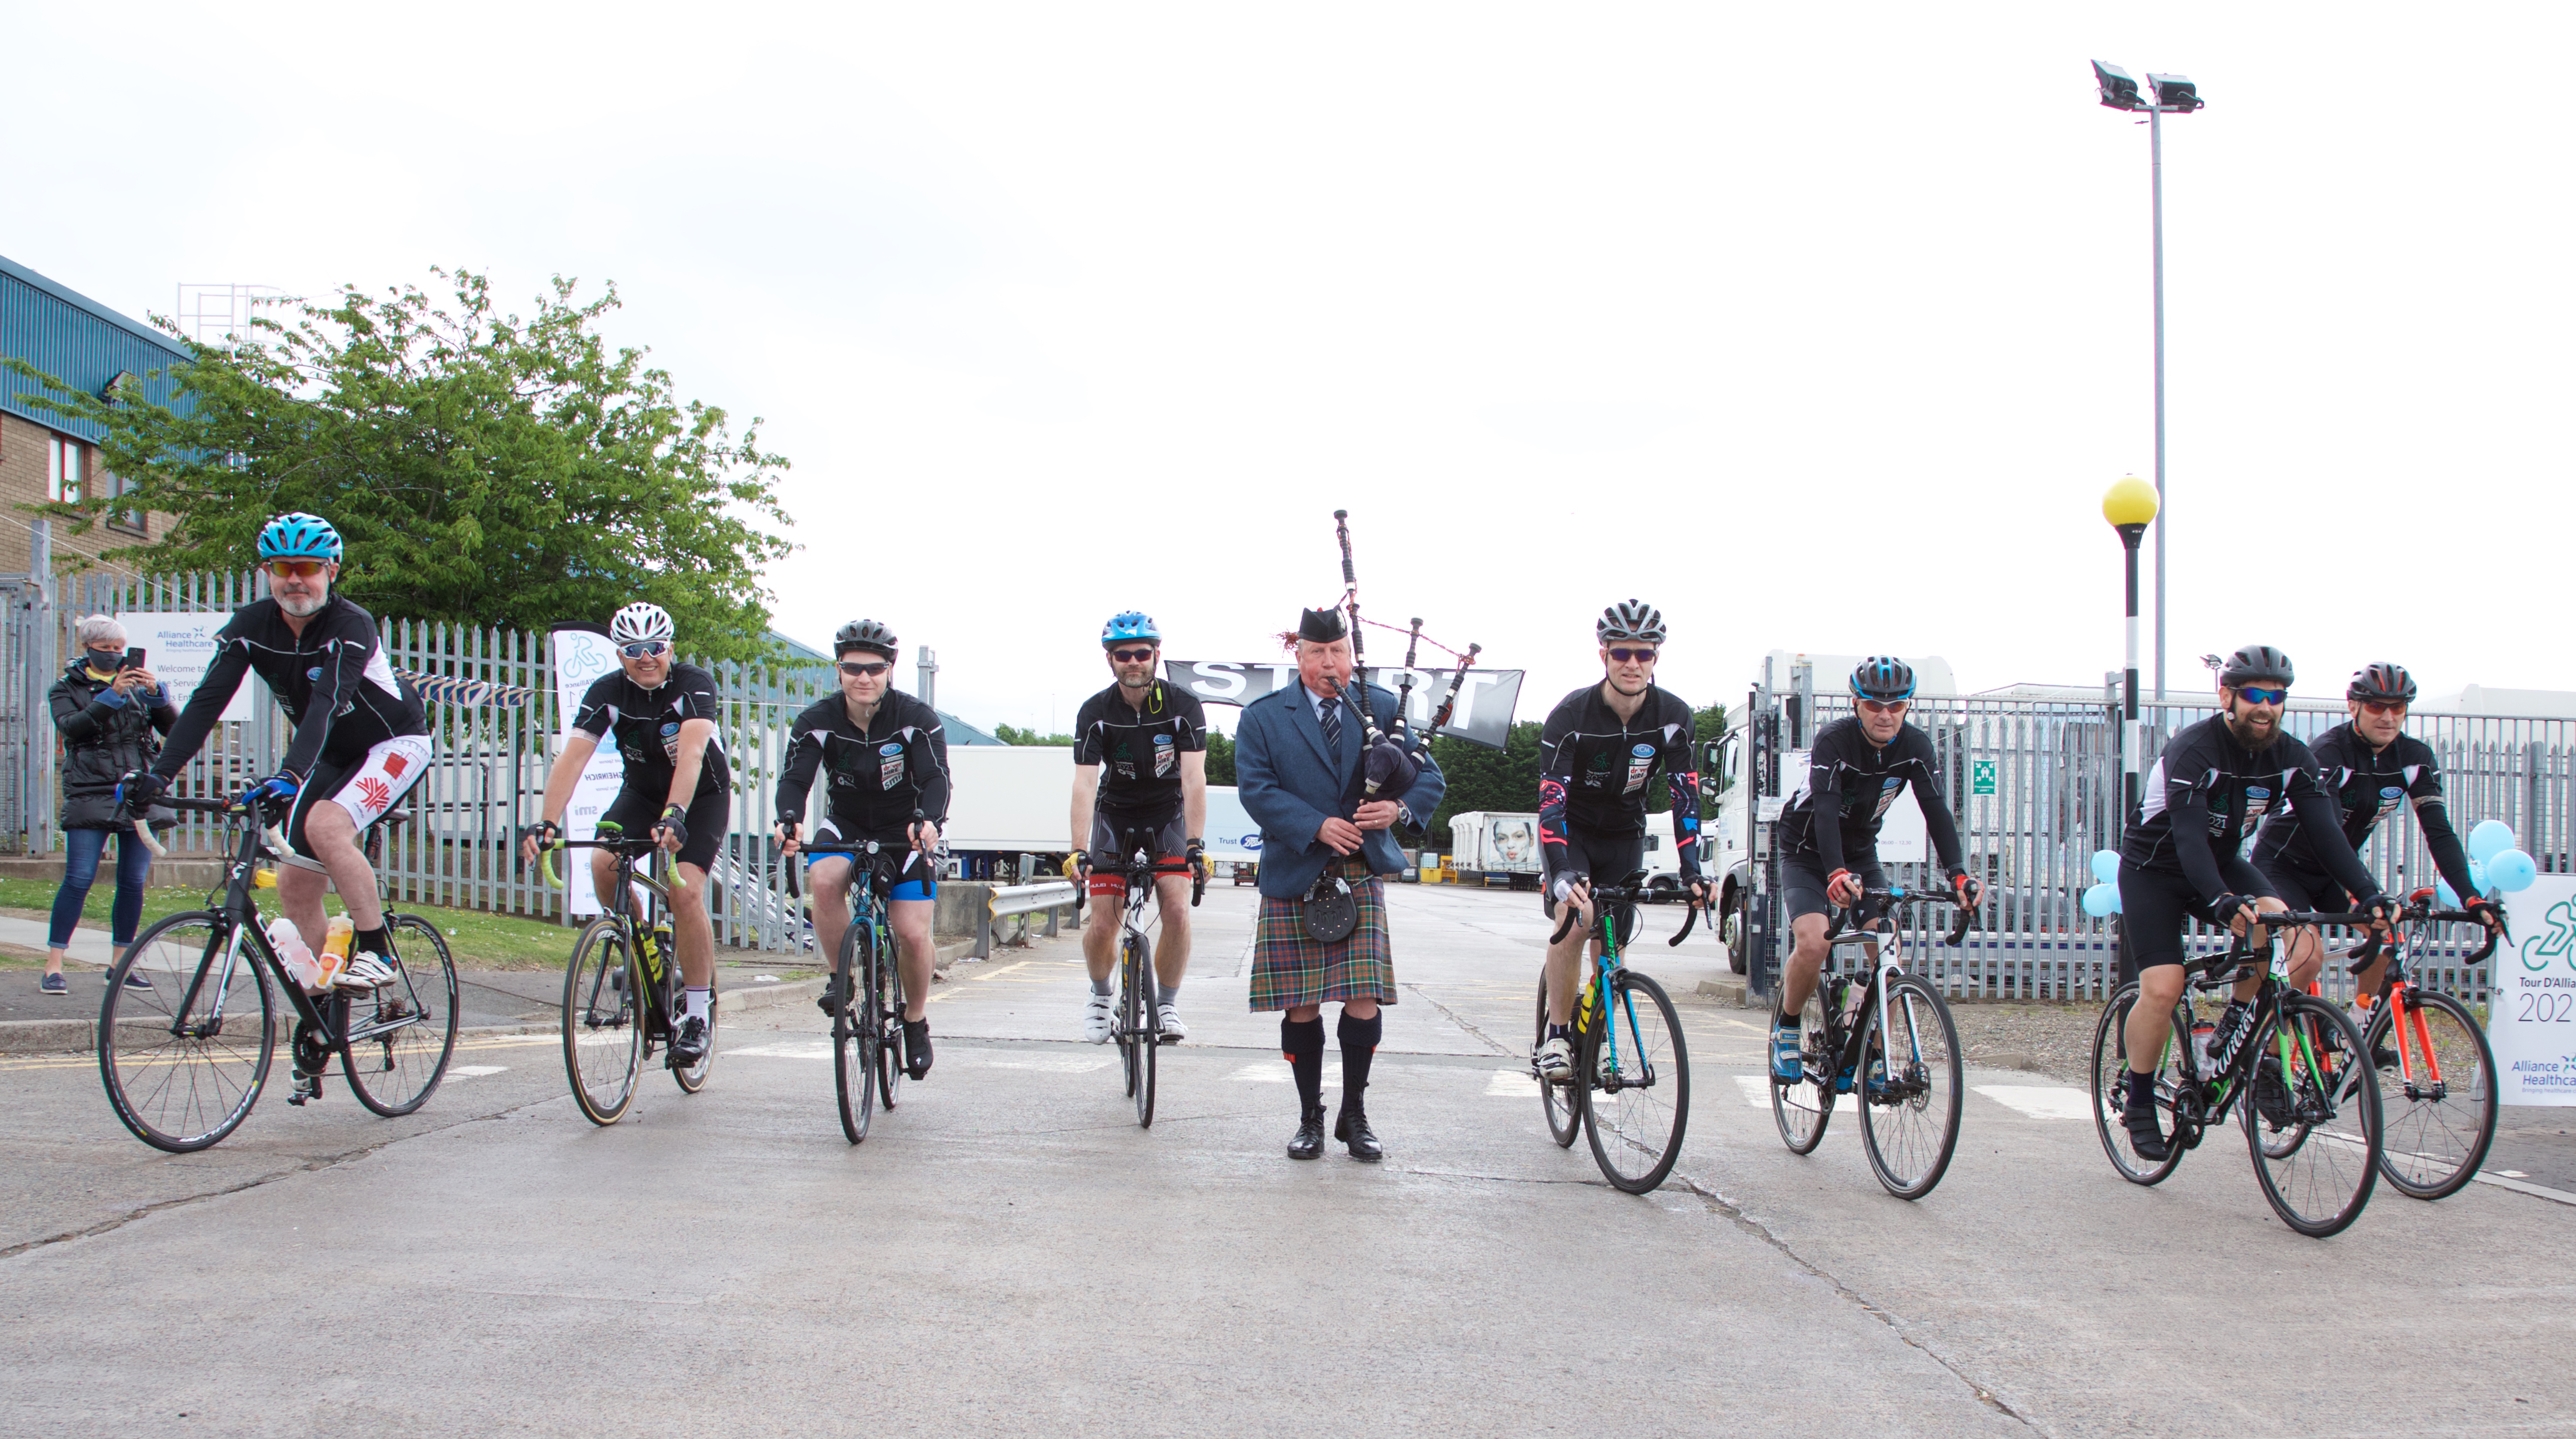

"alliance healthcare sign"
[1163,661,1525,750]
[2496,874,2576,1106]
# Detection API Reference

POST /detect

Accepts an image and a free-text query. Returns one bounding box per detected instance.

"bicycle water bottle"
[637,925,666,986]
[269,917,325,993]
[1576,978,1597,1038]
[2189,1019,2218,1076]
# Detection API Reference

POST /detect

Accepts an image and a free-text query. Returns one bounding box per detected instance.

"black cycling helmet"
[834,618,898,659]
[2217,644,2294,689]
[2348,662,2418,704]
[1851,656,1916,703]
[1596,599,1667,644]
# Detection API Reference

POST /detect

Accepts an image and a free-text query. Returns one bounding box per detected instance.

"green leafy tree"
[995,724,1076,747]
[10,269,793,660]
[1425,720,1543,846]
[1204,730,1236,786]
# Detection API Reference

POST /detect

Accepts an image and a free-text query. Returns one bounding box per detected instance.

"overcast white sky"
[12,3,2570,735]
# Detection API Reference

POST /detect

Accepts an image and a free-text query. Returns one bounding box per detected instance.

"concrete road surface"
[1,883,2569,1438]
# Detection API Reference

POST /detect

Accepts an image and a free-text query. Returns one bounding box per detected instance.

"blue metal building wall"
[0,254,192,439]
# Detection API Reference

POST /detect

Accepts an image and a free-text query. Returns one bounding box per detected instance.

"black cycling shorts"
[601,783,726,874]
[1542,826,1646,920]
[2117,859,2275,971]
[1780,855,1887,924]
[1088,811,1186,900]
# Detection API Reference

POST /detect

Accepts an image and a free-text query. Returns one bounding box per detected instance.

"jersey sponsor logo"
[306,666,322,681]
[354,776,392,814]
[2374,783,2405,821]
[1622,741,1655,795]
[381,753,408,779]
[2243,784,2273,826]
[1585,750,1613,788]
[1153,732,1176,778]
[659,720,682,762]
[878,742,904,756]
[1871,775,1904,819]
[879,743,905,789]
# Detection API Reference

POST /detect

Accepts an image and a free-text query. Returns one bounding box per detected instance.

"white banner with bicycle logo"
[2498,874,2576,1105]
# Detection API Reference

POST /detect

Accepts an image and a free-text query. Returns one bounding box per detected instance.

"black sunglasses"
[1607,647,1658,663]
[839,660,892,677]
[1109,647,1157,663]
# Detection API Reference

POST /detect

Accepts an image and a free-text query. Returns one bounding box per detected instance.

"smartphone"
[122,647,144,671]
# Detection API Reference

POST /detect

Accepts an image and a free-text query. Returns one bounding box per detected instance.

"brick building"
[0,255,186,578]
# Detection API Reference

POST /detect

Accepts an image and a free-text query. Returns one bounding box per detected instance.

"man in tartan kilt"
[1235,607,1445,1161]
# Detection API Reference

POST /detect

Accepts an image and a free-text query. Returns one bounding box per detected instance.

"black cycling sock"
[1282,1017,1326,1110]
[1337,1009,1382,1104]
[354,926,391,958]
[1546,1022,1570,1043]
[2127,1068,2158,1108]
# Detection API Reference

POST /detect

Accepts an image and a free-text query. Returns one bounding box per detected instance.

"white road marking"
[446,1065,508,1079]
[1734,1075,1773,1109]
[2498,1169,2530,1178]
[1227,1063,1335,1088]
[1486,1070,1536,1096]
[984,1056,1112,1074]
[1973,1085,2093,1121]
[730,1042,834,1060]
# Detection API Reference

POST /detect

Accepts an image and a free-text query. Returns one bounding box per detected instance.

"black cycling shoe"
[818,973,849,1016]
[2253,1055,2294,1128]
[2122,1091,2171,1163]
[1287,1104,1327,1160]
[669,1015,710,1066]
[902,1018,932,1079]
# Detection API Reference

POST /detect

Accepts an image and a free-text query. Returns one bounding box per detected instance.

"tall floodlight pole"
[2103,476,2160,823]
[2093,61,2203,707]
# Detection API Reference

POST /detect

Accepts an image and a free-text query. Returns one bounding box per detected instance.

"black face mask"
[85,649,125,671]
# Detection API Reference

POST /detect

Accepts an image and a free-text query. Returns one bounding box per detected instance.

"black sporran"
[1302,873,1358,943]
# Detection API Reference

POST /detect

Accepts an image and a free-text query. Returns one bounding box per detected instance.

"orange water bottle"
[319,915,355,988]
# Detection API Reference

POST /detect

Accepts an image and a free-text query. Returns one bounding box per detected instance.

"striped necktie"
[1319,696,1342,752]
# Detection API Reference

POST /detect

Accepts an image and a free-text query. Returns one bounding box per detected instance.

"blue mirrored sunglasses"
[2237,686,2288,706]
[619,641,670,659]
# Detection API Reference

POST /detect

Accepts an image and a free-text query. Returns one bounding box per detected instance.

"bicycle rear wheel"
[340,915,459,1117]
[1127,932,1157,1127]
[2090,983,2187,1185]
[1859,974,1962,1200]
[1534,973,1580,1148]
[1771,978,1833,1154]
[562,920,643,1126]
[2373,988,2497,1200]
[1580,970,1689,1193]
[875,933,905,1111]
[99,913,275,1152]
[835,923,876,1144]
[2245,993,2381,1237]
[673,990,717,1093]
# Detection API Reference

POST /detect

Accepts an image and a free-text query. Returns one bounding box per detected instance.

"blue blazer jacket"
[1235,680,1446,899]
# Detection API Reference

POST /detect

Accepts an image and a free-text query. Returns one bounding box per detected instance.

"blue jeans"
[49,828,154,949]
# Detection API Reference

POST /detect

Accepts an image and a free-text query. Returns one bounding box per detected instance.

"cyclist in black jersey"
[123,513,430,990]
[773,619,948,1079]
[1069,612,1206,1043]
[2251,661,2503,1022]
[521,602,729,1065]
[1532,600,1705,1079]
[1767,657,1979,1082]
[2111,645,2396,1161]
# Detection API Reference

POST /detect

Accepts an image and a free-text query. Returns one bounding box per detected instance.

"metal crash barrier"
[979,880,1080,958]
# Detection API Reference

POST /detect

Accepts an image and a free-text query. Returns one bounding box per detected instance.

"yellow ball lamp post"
[2103,475,2160,820]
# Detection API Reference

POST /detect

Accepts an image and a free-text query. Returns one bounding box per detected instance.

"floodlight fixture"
[2093,60,2142,111]
[2146,73,2204,112]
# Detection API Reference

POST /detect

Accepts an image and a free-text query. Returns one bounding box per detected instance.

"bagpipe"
[1330,509,1482,812]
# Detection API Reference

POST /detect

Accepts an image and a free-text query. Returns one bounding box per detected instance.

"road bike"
[2090,908,2385,1237]
[1536,872,1693,1193]
[1769,886,1971,1200]
[2309,890,2502,1200]
[1078,830,1203,1128]
[541,826,715,1125]
[99,792,459,1152]
[787,839,909,1144]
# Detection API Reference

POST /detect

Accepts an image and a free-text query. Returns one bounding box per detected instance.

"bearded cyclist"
[773,619,949,1080]
[1534,600,1706,1079]
[1769,658,1980,1083]
[120,513,430,989]
[2113,645,2395,1162]
[1069,612,1207,1043]
[2251,662,2503,1026]
[521,603,727,1066]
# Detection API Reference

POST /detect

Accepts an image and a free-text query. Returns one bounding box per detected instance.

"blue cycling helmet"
[1851,656,1916,703]
[257,512,343,562]
[1101,611,1160,647]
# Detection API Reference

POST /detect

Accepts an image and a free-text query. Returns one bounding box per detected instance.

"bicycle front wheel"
[2375,988,2497,1200]
[1859,975,1962,1200]
[100,913,274,1153]
[342,915,459,1117]
[2091,983,2187,1186]
[1771,978,1833,1154]
[1580,970,1689,1193]
[2245,993,2382,1238]
[875,932,905,1111]
[835,923,875,1144]
[1534,972,1579,1148]
[561,920,643,1126]
[1127,932,1157,1128]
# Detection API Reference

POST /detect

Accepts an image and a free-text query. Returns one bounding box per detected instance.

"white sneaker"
[1082,990,1115,1044]
[1534,1035,1574,1080]
[1157,1002,1188,1042]
[336,952,397,989]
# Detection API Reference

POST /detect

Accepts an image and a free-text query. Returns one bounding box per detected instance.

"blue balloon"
[2470,820,2517,864]
[2489,848,2539,893]
[2470,859,2488,894]
[2091,850,2121,884]
[2437,877,2461,909]
[2083,882,2119,917]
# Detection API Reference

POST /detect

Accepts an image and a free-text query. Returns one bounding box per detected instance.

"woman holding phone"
[39,615,173,995]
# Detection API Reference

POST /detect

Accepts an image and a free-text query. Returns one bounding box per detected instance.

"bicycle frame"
[546,835,682,1028]
[1549,876,1695,1089]
[2310,893,2499,1099]
[1813,888,1969,1094]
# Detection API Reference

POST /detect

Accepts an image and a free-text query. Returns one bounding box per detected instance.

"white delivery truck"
[1700,653,1954,973]
[1450,811,1543,890]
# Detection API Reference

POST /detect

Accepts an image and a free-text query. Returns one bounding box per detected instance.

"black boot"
[1288,1104,1328,1160]
[1334,1099,1382,1162]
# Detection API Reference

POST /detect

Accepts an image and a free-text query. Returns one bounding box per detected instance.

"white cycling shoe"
[1157,1003,1188,1042]
[336,952,398,989]
[1082,990,1115,1044]
[1534,1035,1574,1080]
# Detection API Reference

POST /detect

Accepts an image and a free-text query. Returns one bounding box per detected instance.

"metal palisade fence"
[27,572,837,953]
[1747,680,2567,1005]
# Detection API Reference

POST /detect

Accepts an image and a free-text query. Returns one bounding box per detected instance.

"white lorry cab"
[1701,653,1956,973]
[1449,811,1543,890]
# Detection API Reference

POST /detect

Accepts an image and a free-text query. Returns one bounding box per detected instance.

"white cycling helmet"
[609,601,675,647]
